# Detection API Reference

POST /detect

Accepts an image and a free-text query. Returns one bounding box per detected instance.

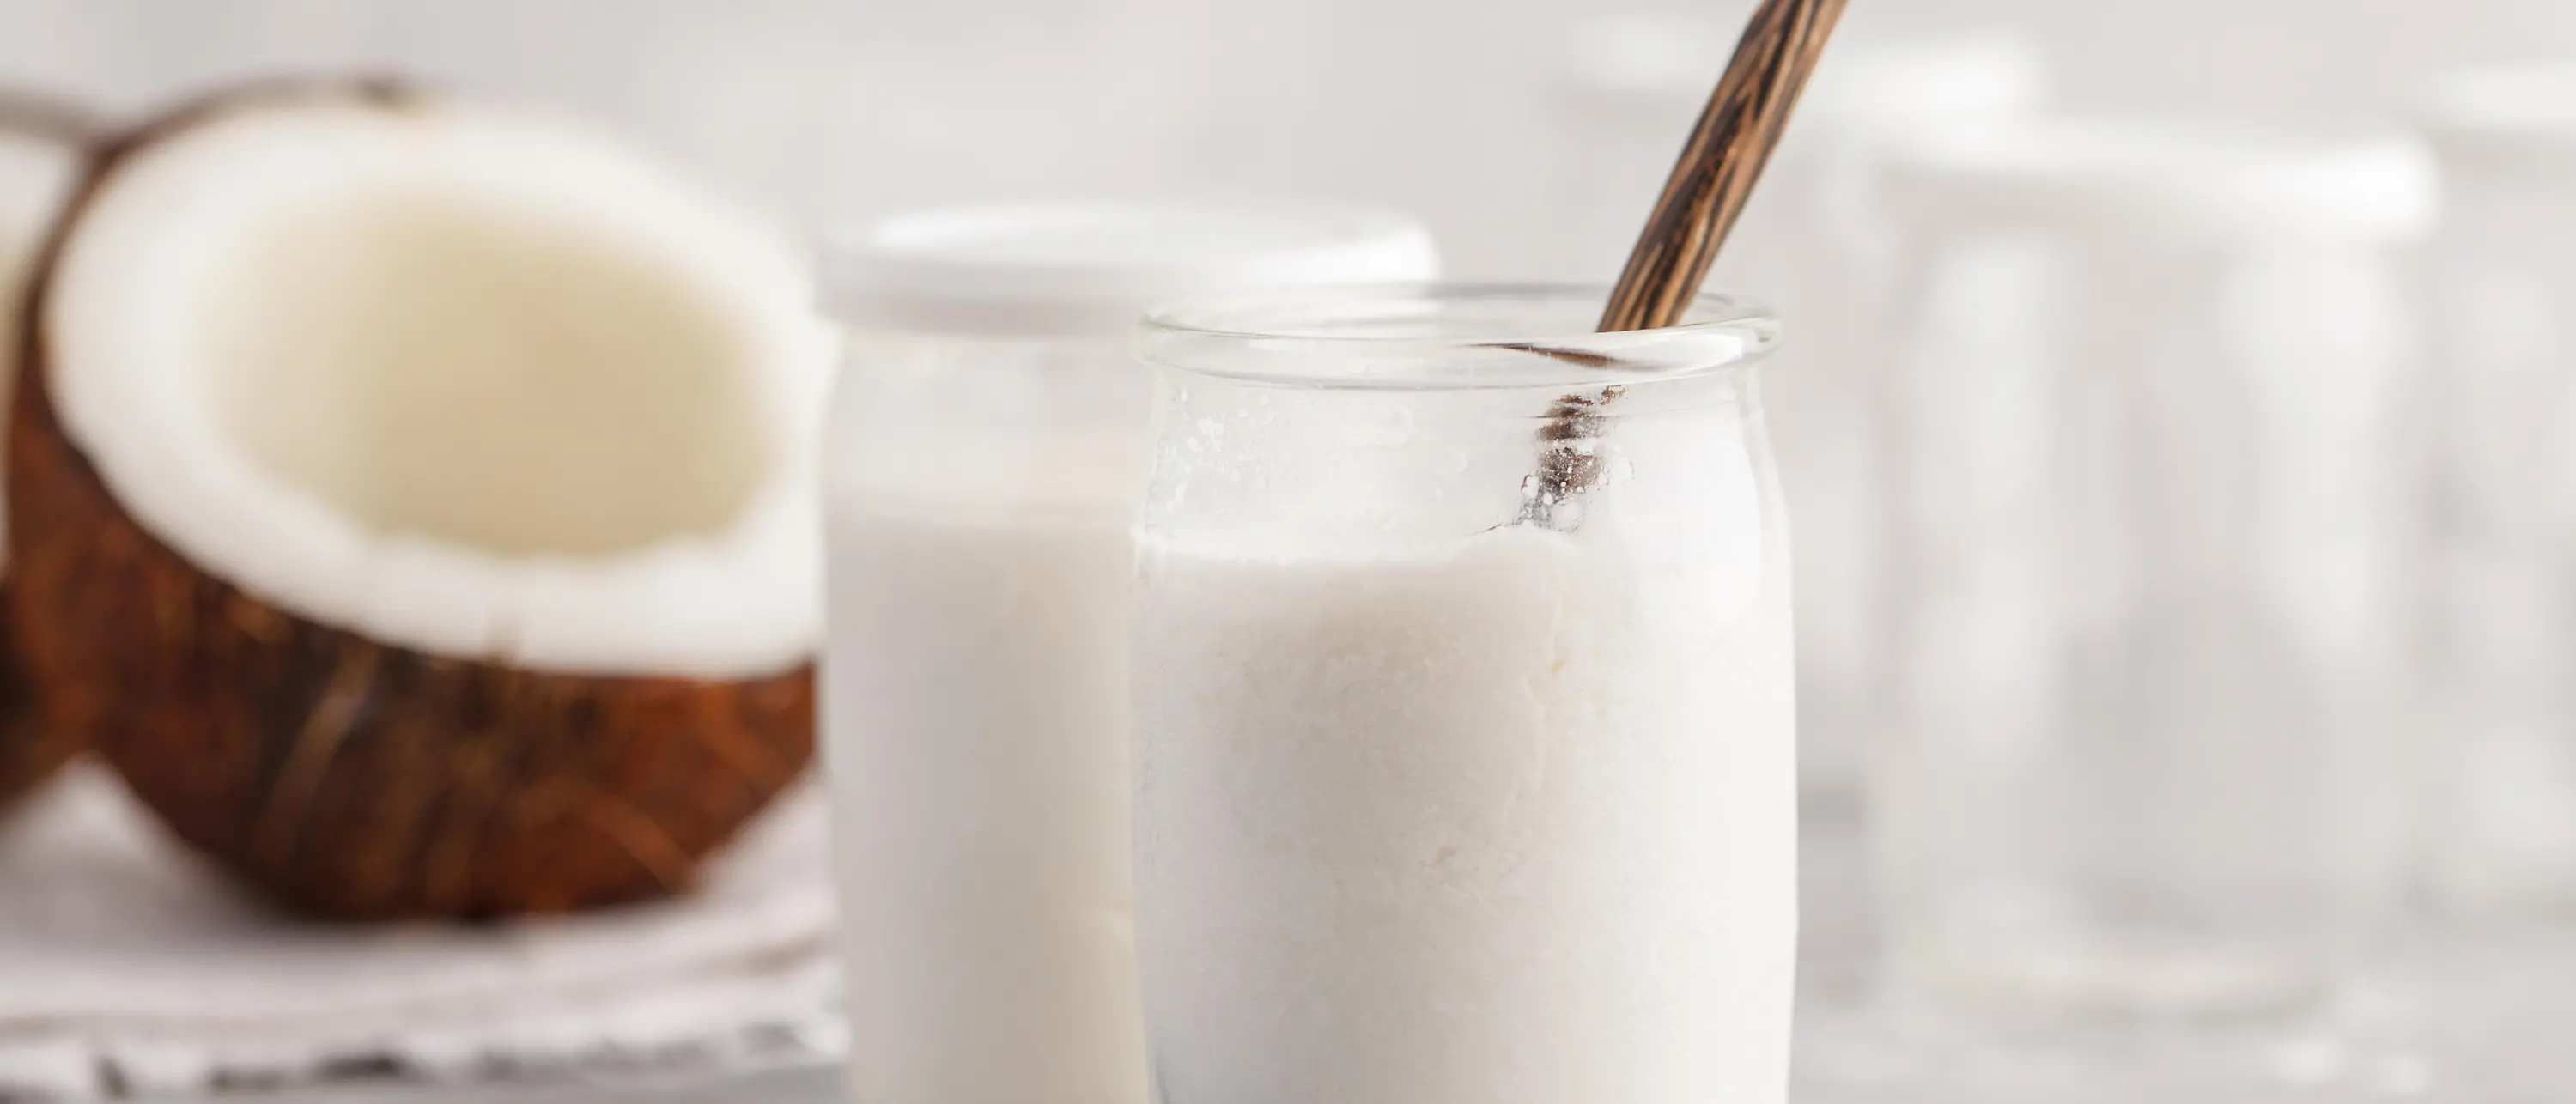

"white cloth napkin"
[0,767,845,1100]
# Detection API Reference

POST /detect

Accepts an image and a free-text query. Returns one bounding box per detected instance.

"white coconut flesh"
[41,96,835,678]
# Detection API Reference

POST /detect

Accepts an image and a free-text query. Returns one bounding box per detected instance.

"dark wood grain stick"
[1601,0,1850,332]
[1520,0,1847,530]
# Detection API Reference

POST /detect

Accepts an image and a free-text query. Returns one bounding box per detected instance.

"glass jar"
[817,203,1437,1104]
[1872,117,2438,1018]
[2423,64,2576,916]
[1130,286,1794,1104]
[1546,9,2046,801]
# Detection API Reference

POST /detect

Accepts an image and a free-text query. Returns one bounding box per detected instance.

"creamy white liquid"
[825,500,1151,1104]
[1133,520,1797,1104]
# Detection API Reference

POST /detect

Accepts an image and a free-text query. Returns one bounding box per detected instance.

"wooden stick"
[1520,0,1846,530]
[1600,0,1849,332]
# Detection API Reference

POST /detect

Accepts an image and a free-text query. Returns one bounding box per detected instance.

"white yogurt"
[818,203,1440,1104]
[1132,519,1798,1104]
[826,501,1149,1104]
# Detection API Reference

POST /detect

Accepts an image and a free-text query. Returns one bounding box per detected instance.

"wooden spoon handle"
[1598,0,1850,333]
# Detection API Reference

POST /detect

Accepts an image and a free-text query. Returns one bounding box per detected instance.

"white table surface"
[1784,795,2576,1102]
[199,798,2576,1104]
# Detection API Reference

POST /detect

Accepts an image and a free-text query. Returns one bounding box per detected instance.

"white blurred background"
[3,0,2571,278]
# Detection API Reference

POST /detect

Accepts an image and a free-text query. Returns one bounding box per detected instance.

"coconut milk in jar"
[816,203,1438,1104]
[1130,285,1796,1104]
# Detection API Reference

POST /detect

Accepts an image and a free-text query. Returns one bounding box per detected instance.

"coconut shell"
[5,83,816,918]
[0,88,100,816]
[0,592,75,813]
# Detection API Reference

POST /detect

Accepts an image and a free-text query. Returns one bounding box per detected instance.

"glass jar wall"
[2425,64,2576,917]
[1871,118,2438,1018]
[1130,286,1795,1104]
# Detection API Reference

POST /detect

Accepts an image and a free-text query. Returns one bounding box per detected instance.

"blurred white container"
[1547,9,2048,800]
[1872,116,2436,1019]
[817,202,1438,1104]
[2424,63,2576,919]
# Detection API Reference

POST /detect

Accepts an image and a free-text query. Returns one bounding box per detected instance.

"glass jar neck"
[1137,283,1777,392]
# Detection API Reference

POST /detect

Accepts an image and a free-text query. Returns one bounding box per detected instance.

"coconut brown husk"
[0,85,103,816]
[5,82,816,918]
[0,610,74,813]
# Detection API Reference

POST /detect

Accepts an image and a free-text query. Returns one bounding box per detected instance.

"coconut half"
[0,117,83,813]
[8,84,835,917]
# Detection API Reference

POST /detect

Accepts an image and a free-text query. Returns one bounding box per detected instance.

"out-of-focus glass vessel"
[1872,116,2438,1018]
[2425,64,2576,918]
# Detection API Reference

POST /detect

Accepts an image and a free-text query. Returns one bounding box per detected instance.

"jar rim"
[821,201,1443,337]
[1137,283,1780,391]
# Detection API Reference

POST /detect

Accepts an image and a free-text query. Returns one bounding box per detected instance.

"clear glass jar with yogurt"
[817,203,1437,1104]
[1130,286,1795,1104]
